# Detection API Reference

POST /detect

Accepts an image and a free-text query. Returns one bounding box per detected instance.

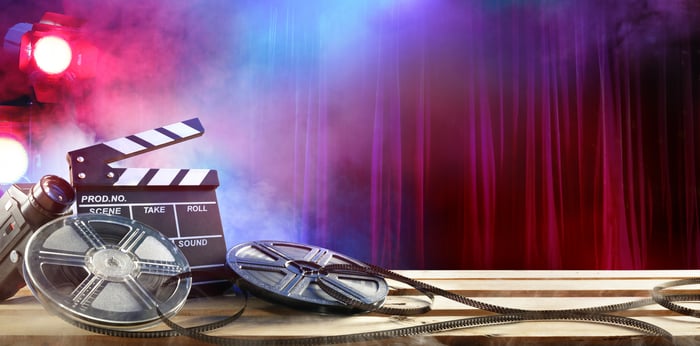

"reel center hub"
[86,247,137,281]
[286,260,326,278]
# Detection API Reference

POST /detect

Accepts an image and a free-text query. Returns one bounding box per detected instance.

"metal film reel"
[227,240,388,313]
[23,214,191,330]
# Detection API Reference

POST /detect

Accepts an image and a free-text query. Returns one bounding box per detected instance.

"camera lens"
[41,176,74,208]
[30,175,75,216]
[19,175,75,229]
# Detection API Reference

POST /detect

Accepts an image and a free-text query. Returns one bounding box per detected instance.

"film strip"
[67,118,229,294]
[60,239,678,345]
[11,225,697,345]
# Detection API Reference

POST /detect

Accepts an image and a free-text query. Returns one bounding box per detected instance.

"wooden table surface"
[2,270,700,345]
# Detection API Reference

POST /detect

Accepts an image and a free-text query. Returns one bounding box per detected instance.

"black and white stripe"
[112,168,218,186]
[103,118,204,158]
[68,118,218,187]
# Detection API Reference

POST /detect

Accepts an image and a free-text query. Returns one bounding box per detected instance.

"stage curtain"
[239,1,699,269]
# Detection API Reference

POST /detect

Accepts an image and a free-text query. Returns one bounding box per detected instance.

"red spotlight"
[5,12,96,103]
[33,36,73,75]
[0,115,30,184]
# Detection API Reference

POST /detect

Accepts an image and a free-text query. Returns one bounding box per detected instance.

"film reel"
[227,240,389,313]
[23,213,191,330]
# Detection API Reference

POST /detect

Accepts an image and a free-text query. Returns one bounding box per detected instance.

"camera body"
[0,175,75,300]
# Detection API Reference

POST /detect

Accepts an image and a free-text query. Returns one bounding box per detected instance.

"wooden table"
[2,270,699,345]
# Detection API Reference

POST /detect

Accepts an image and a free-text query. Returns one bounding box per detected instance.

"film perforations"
[10,234,699,344]
[652,278,700,318]
[23,213,191,329]
[149,241,677,345]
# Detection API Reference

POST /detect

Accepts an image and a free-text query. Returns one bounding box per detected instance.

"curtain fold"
[240,0,700,270]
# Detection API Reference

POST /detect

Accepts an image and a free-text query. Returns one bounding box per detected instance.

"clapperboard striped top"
[67,118,219,187]
[103,120,203,156]
[114,168,215,186]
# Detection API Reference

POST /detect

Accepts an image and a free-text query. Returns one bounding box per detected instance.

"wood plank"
[1,271,699,345]
[393,270,700,279]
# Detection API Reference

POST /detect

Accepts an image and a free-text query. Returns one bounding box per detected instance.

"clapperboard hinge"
[67,118,218,188]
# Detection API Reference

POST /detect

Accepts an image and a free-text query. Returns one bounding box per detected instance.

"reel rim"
[23,213,192,329]
[226,240,388,313]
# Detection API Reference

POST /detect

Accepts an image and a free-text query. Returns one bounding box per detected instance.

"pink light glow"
[0,137,29,183]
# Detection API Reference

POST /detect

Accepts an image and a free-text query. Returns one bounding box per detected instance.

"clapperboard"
[66,118,230,295]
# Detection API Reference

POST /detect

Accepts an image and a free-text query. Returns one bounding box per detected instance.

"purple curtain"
[279,1,700,270]
[42,0,699,270]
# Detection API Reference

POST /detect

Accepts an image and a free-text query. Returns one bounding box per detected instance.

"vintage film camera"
[0,117,227,306]
[0,175,75,300]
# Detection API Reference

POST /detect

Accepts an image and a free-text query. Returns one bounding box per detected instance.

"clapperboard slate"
[66,118,230,294]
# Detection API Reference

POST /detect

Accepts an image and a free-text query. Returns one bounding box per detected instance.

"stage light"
[0,136,29,184]
[4,12,96,103]
[33,36,72,75]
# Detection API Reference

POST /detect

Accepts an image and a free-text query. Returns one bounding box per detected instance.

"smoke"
[31,115,96,179]
[3,0,700,257]
[53,0,316,246]
[59,0,234,135]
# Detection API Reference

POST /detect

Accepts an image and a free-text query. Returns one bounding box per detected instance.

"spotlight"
[4,12,96,103]
[0,107,31,184]
[0,135,29,184]
[32,36,73,75]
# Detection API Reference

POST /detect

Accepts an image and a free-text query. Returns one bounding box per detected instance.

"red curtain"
[282,2,700,270]
[67,0,694,270]
[10,1,699,270]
